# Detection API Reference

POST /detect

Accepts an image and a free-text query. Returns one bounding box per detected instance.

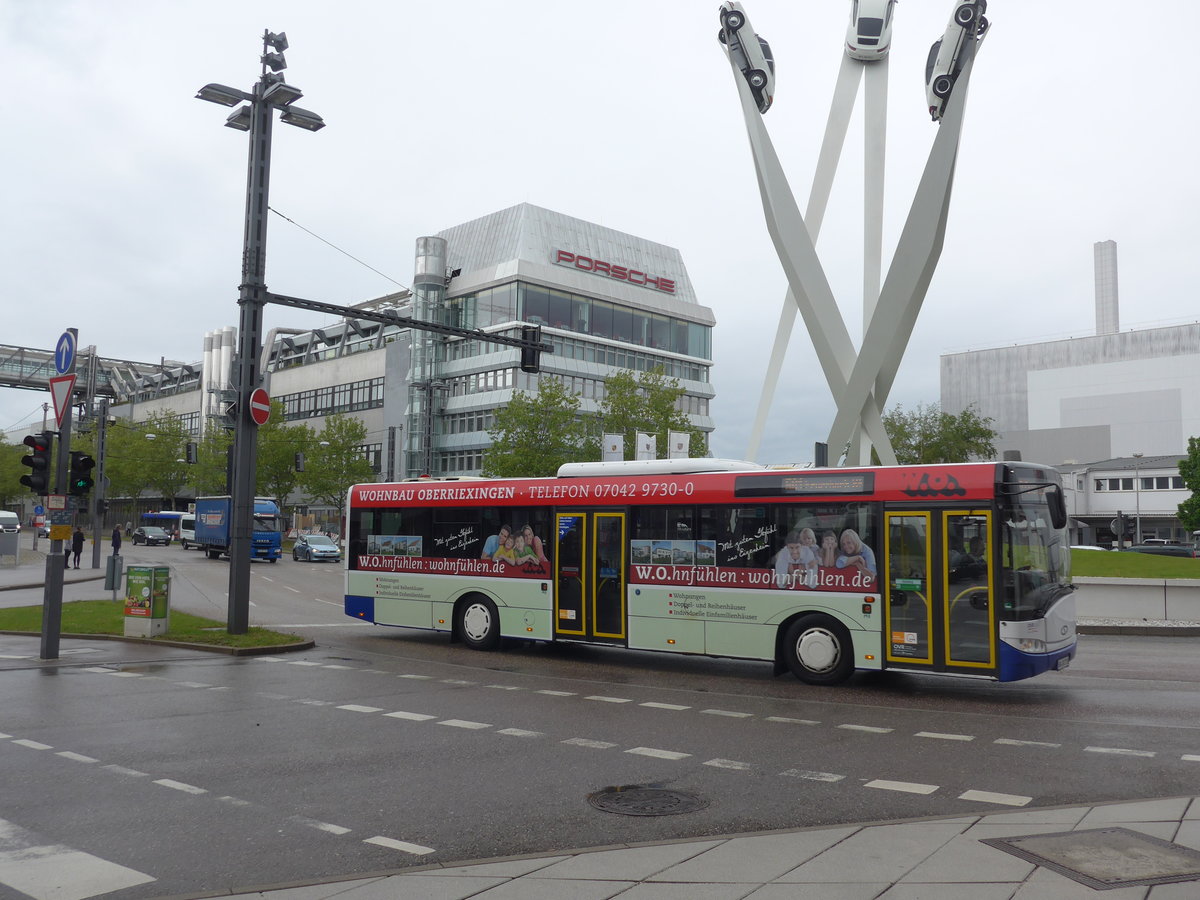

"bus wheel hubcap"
[797,629,838,672]
[463,604,491,641]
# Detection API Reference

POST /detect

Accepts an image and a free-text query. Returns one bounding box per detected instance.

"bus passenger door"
[884,510,997,676]
[554,512,627,644]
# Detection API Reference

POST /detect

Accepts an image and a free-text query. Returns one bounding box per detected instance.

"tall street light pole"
[1132,452,1143,546]
[196,31,325,633]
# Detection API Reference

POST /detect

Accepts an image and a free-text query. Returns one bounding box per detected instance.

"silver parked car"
[924,0,988,121]
[718,2,776,114]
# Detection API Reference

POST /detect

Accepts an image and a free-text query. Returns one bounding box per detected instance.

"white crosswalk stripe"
[0,816,155,899]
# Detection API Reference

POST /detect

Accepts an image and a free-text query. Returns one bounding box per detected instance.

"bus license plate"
[1056,657,1070,671]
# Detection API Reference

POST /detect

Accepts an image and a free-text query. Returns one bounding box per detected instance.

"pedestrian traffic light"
[67,451,96,496]
[19,432,54,494]
[520,324,542,374]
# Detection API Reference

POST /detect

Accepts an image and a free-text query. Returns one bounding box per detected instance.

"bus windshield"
[1000,481,1072,620]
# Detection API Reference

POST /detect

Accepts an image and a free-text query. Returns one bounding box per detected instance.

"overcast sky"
[2,1,1195,464]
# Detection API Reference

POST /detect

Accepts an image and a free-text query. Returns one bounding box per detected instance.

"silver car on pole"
[718,2,776,114]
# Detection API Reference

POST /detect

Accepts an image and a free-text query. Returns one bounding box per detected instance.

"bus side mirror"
[1047,486,1067,530]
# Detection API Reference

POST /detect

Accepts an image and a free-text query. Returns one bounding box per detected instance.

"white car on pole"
[718,2,776,114]
[924,0,988,121]
[845,0,898,61]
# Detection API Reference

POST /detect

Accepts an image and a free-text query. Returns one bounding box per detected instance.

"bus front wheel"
[783,615,854,686]
[457,596,501,651]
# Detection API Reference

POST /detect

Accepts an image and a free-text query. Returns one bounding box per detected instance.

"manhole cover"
[982,827,1200,890]
[587,786,709,817]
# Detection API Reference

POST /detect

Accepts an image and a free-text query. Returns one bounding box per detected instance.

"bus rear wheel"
[457,596,501,651]
[783,615,854,685]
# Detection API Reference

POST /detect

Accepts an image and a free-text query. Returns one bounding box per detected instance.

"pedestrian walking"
[71,527,85,569]
[111,524,122,556]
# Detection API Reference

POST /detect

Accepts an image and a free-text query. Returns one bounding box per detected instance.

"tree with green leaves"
[0,435,27,506]
[255,400,315,507]
[598,367,703,460]
[880,402,997,465]
[481,377,596,477]
[193,426,233,495]
[1176,436,1200,532]
[302,413,377,531]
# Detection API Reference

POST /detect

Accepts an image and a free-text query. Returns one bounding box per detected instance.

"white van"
[0,511,20,534]
[180,513,197,549]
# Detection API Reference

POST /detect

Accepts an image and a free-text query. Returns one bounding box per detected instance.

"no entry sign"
[249,388,271,426]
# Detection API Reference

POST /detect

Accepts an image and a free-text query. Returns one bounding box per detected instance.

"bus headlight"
[1016,638,1047,653]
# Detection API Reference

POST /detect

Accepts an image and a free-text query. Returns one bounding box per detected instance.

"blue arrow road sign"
[55,332,76,375]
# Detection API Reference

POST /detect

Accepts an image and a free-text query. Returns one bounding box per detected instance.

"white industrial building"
[941,240,1197,545]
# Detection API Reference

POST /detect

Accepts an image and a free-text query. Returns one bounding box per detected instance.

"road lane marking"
[916,732,975,741]
[766,716,820,725]
[781,769,845,782]
[102,765,149,777]
[337,705,384,713]
[562,738,617,749]
[838,724,893,733]
[585,695,632,703]
[285,586,301,593]
[958,790,1031,806]
[322,665,354,670]
[398,674,433,680]
[12,740,52,750]
[384,711,437,721]
[497,728,543,738]
[218,796,252,807]
[56,752,98,763]
[701,709,753,718]
[364,836,435,855]
[640,702,690,710]
[154,779,207,795]
[0,816,156,899]
[486,684,523,690]
[292,817,351,835]
[865,780,938,794]
[440,679,475,685]
[288,661,323,666]
[437,719,491,730]
[704,758,752,771]
[176,682,211,688]
[1183,755,1200,762]
[994,738,1062,748]
[626,747,691,760]
[1085,746,1155,758]
[536,690,575,696]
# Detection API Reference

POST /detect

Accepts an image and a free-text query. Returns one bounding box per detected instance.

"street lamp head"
[144,433,157,441]
[279,105,326,132]
[224,105,253,131]
[196,83,251,107]
[263,80,304,107]
[1132,452,1144,459]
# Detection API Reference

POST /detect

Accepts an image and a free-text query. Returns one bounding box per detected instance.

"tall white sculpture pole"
[730,6,984,466]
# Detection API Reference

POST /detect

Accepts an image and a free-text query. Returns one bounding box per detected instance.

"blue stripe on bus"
[345,594,375,622]
[998,641,1075,682]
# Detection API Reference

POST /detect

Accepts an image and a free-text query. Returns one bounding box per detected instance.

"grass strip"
[0,600,305,649]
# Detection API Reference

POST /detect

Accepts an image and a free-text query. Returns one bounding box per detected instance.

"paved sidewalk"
[211,796,1200,899]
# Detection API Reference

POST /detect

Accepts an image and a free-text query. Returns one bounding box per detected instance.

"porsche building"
[119,203,716,484]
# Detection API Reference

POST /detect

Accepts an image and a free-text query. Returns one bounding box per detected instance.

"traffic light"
[294,452,305,472]
[19,432,54,494]
[185,442,198,464]
[520,324,542,374]
[67,451,96,496]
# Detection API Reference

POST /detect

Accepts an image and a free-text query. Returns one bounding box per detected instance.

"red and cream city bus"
[343,459,1076,685]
